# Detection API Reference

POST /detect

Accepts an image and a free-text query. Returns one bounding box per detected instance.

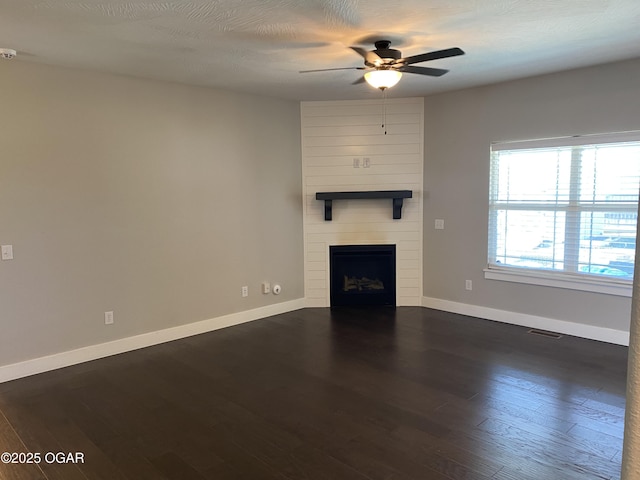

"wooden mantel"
[315,190,413,221]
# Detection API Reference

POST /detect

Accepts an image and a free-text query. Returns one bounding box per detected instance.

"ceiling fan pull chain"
[382,89,388,135]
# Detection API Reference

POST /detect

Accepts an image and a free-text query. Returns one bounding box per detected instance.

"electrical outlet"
[241,286,249,297]
[353,157,360,168]
[262,282,271,294]
[465,280,473,291]
[435,219,445,230]
[1,245,13,260]
[104,311,114,325]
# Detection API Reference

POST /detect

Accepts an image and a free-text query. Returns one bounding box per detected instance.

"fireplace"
[329,244,396,307]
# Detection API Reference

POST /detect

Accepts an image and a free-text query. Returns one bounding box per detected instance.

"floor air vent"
[528,328,563,339]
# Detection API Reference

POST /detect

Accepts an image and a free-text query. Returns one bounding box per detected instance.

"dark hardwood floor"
[0,307,627,480]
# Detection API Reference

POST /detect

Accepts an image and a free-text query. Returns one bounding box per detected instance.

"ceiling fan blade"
[299,67,365,73]
[398,65,449,77]
[399,47,465,65]
[350,46,368,58]
[352,76,366,85]
[350,46,382,66]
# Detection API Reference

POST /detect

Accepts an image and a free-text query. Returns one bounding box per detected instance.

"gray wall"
[0,61,303,366]
[423,58,640,333]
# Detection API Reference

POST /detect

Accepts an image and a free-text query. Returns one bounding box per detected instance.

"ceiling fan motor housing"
[373,40,401,64]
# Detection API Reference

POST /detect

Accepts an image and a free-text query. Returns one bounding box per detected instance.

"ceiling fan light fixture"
[364,69,402,90]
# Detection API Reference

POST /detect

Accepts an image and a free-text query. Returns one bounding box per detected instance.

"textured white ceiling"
[1,0,640,100]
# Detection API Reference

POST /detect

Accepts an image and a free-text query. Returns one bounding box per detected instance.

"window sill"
[483,268,632,297]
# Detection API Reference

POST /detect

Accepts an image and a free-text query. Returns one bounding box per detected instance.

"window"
[486,132,640,296]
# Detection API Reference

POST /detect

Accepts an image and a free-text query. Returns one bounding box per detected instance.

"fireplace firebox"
[329,244,396,307]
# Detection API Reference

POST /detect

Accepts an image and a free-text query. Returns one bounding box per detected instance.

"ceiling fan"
[300,40,465,90]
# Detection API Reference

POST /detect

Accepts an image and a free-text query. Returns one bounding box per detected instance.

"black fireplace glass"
[330,244,396,307]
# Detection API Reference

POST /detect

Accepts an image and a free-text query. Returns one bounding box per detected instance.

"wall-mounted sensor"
[0,48,17,60]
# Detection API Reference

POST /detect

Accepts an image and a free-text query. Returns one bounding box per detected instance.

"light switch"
[1,245,13,260]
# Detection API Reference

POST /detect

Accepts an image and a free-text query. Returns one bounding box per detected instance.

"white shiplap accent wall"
[301,97,424,307]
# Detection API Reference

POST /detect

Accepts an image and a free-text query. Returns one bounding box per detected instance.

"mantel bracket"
[392,197,404,220]
[324,199,333,221]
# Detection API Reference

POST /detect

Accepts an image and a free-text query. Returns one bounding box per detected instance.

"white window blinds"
[488,132,640,284]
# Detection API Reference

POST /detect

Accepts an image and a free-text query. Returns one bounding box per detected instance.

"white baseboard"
[422,296,630,346]
[2,297,626,384]
[0,299,305,384]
